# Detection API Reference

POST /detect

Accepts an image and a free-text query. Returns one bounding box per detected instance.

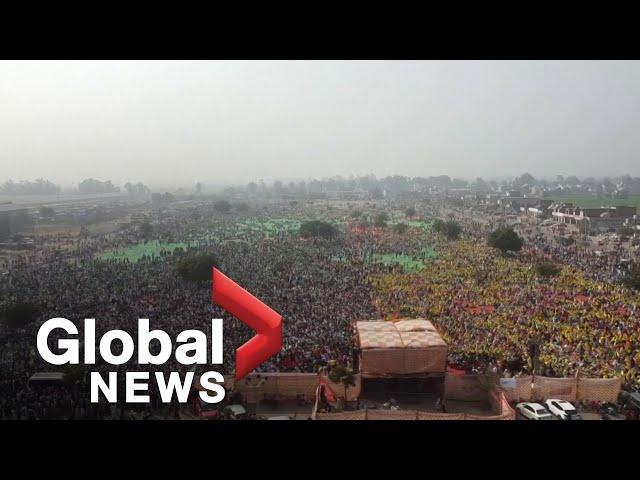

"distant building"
[550,203,637,233]
[498,196,542,210]
[523,200,553,218]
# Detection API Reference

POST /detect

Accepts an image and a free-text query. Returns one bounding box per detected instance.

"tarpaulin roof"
[356,319,446,350]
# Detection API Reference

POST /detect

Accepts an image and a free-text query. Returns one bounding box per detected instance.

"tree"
[246,182,258,195]
[433,219,461,240]
[152,192,175,206]
[488,227,524,253]
[0,179,60,195]
[404,207,416,218]
[474,177,489,190]
[374,213,389,228]
[619,226,635,236]
[177,253,219,283]
[535,262,561,278]
[370,187,384,199]
[0,302,41,329]
[299,220,338,239]
[565,175,580,186]
[78,178,120,194]
[442,221,461,240]
[124,182,150,197]
[558,236,575,247]
[514,172,536,187]
[393,222,408,234]
[350,210,362,218]
[39,206,55,219]
[623,265,640,292]
[328,364,355,404]
[139,221,153,239]
[213,200,231,214]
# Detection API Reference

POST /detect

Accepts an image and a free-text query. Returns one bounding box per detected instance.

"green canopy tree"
[535,262,561,278]
[177,253,219,283]
[374,213,389,228]
[235,202,249,213]
[39,206,55,219]
[488,227,524,253]
[299,220,338,239]
[393,222,408,234]
[433,219,461,240]
[139,221,153,239]
[328,364,355,405]
[623,265,640,291]
[0,302,41,329]
[213,200,231,214]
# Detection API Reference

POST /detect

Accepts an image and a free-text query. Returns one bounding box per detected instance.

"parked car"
[515,402,553,420]
[544,399,582,420]
[619,391,640,420]
[599,402,624,420]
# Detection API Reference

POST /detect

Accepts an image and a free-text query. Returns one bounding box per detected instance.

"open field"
[545,194,640,209]
[100,240,190,262]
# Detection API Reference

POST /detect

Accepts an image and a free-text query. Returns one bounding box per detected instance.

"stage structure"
[355,319,448,377]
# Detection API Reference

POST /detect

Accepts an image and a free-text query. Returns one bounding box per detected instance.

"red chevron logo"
[212,267,282,380]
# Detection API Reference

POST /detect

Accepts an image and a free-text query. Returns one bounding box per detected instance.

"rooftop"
[356,319,447,350]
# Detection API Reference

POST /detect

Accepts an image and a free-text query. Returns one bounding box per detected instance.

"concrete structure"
[498,196,543,210]
[550,203,637,234]
[355,319,447,378]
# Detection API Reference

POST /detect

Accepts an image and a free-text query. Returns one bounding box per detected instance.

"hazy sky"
[2,60,640,188]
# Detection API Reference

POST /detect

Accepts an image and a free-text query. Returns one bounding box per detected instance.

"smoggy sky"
[1,60,640,188]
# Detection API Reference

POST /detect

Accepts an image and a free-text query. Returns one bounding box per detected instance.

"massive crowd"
[1,198,639,419]
[0,202,377,418]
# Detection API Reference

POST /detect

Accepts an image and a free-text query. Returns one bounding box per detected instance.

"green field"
[235,218,302,234]
[369,253,426,273]
[100,240,189,262]
[545,194,640,209]
[403,220,434,231]
[234,218,343,235]
[421,246,438,259]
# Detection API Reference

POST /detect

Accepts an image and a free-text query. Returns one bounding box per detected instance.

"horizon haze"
[2,60,640,188]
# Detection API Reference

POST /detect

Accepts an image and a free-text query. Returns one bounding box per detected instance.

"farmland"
[544,194,640,209]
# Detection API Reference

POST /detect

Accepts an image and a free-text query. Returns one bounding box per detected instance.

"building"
[498,196,542,210]
[355,319,448,400]
[522,200,553,218]
[550,203,637,234]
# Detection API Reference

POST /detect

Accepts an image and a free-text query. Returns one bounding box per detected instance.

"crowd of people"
[1,197,639,419]
[369,210,640,390]
[0,201,377,418]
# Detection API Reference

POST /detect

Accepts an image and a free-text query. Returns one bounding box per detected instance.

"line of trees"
[77,178,120,194]
[0,179,60,195]
[124,182,150,197]
[299,220,338,239]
